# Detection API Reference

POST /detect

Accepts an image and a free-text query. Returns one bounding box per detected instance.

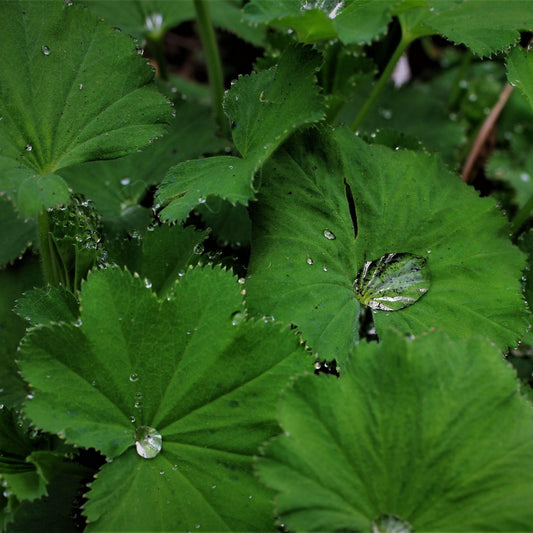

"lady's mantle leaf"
[0,0,172,217]
[156,45,324,222]
[246,128,527,360]
[244,0,391,45]
[18,267,307,531]
[257,330,533,532]
[507,45,533,112]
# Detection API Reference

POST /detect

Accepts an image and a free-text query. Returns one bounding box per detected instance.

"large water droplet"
[41,45,50,56]
[231,311,245,326]
[135,425,162,459]
[354,252,431,311]
[371,514,413,533]
[323,229,336,240]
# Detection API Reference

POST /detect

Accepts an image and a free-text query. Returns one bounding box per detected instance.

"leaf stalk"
[350,34,410,132]
[193,0,230,138]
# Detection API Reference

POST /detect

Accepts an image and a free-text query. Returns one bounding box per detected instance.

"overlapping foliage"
[1,0,533,531]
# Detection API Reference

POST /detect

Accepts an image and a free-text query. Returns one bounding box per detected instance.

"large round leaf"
[246,128,527,361]
[257,330,533,531]
[0,0,172,216]
[18,266,308,531]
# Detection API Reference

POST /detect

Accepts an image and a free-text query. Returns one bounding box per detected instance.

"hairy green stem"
[37,210,56,286]
[193,0,229,138]
[147,35,168,81]
[350,35,410,132]
[511,193,533,237]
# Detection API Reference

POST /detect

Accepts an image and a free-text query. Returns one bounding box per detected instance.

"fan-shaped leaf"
[18,267,307,531]
[257,330,533,531]
[246,128,527,360]
[0,0,172,217]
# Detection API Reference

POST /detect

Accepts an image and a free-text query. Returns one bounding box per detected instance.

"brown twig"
[461,82,514,184]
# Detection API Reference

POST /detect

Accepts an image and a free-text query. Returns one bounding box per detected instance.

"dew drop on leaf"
[306,257,314,265]
[129,373,138,382]
[323,229,336,240]
[135,425,162,459]
[193,243,204,255]
[41,45,50,56]
[231,311,245,326]
[25,145,32,151]
[354,252,431,311]
[371,513,413,533]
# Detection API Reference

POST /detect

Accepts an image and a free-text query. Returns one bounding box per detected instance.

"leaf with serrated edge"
[246,127,527,360]
[507,46,533,112]
[0,0,172,217]
[156,45,324,222]
[244,0,391,45]
[257,330,533,531]
[18,267,307,531]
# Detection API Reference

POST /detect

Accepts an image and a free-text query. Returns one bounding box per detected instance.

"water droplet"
[120,177,131,186]
[306,257,314,265]
[134,401,142,409]
[198,197,206,204]
[212,484,216,489]
[237,278,245,285]
[129,373,138,382]
[25,145,32,151]
[41,45,50,56]
[172,464,178,471]
[159,470,165,475]
[322,266,328,272]
[130,416,136,423]
[323,229,336,240]
[135,426,162,459]
[371,513,413,533]
[75,319,82,327]
[135,391,142,399]
[354,252,431,311]
[262,315,275,323]
[26,393,34,400]
[144,278,152,289]
[231,311,245,326]
[520,172,531,183]
[193,243,204,255]
[79,83,83,90]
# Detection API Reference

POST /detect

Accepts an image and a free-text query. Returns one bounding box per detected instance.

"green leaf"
[507,46,533,112]
[0,198,36,267]
[0,256,42,408]
[15,286,78,327]
[422,0,533,57]
[244,0,391,45]
[246,128,527,360]
[106,224,208,299]
[0,0,172,217]
[257,330,533,531]
[18,267,307,531]
[58,99,225,236]
[156,45,324,222]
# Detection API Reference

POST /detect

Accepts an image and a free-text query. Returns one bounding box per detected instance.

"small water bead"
[306,257,314,265]
[262,315,275,323]
[371,513,413,533]
[231,311,245,326]
[134,401,142,409]
[323,229,336,240]
[25,145,32,151]
[130,416,136,423]
[144,278,152,289]
[120,177,131,186]
[41,45,50,56]
[520,172,531,183]
[193,243,204,255]
[129,373,138,382]
[135,425,162,459]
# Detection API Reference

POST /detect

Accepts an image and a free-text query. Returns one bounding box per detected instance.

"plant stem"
[37,210,56,286]
[193,0,229,138]
[147,35,168,81]
[447,51,472,110]
[350,35,410,132]
[461,83,514,184]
